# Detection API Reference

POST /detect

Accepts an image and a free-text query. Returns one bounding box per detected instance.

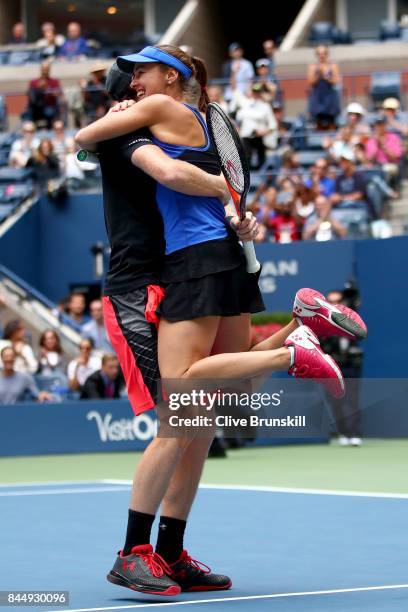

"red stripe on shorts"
[103,295,155,415]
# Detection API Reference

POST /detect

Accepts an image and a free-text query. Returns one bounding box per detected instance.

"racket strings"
[208,109,245,194]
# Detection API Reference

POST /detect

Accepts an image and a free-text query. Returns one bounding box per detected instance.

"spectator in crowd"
[365,116,403,186]
[354,141,398,216]
[51,120,71,169]
[272,100,290,145]
[27,61,62,129]
[222,42,254,100]
[236,83,277,169]
[320,289,364,446]
[26,139,60,188]
[345,102,370,140]
[36,22,65,60]
[307,45,340,129]
[67,337,101,391]
[81,299,112,352]
[37,329,66,376]
[0,347,52,405]
[65,293,89,332]
[9,22,26,45]
[267,190,300,243]
[248,178,277,226]
[294,184,315,222]
[81,62,110,123]
[207,85,228,112]
[8,121,40,168]
[255,59,277,103]
[58,22,89,60]
[303,195,348,241]
[276,150,304,188]
[0,319,38,374]
[262,39,277,81]
[325,125,355,162]
[381,97,408,136]
[330,148,367,210]
[304,157,336,197]
[64,137,86,187]
[80,353,123,399]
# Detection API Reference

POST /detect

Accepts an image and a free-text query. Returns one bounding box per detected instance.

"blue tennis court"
[1,480,407,612]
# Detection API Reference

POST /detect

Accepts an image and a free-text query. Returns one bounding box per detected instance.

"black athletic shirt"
[98,130,165,295]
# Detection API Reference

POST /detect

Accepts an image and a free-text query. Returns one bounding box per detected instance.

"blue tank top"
[151,104,228,255]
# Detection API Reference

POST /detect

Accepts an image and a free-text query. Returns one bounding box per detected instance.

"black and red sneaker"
[107,544,181,596]
[168,550,232,592]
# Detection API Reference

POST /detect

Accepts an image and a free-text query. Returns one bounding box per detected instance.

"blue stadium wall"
[0,193,405,379]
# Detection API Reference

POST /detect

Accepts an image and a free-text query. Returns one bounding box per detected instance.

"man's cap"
[228,42,242,52]
[372,114,387,125]
[256,58,270,68]
[117,45,192,80]
[105,61,132,101]
[346,102,365,115]
[382,97,400,110]
[90,60,108,74]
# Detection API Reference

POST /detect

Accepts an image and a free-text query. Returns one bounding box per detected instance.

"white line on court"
[47,583,408,612]
[102,479,408,500]
[2,480,408,499]
[0,486,132,497]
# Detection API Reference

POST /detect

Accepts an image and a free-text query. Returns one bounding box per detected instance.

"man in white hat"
[345,102,370,140]
[381,97,408,136]
[81,61,110,122]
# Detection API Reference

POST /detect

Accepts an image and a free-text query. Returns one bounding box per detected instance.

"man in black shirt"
[75,61,258,595]
[80,353,123,399]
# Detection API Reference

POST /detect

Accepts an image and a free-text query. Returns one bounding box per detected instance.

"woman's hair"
[35,138,54,163]
[155,44,210,112]
[39,329,62,353]
[3,319,24,341]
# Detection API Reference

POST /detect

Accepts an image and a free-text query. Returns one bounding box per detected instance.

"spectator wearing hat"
[222,43,254,100]
[0,347,52,405]
[344,102,370,141]
[303,195,347,241]
[236,83,277,168]
[8,121,40,169]
[381,98,408,137]
[262,39,277,81]
[36,22,65,60]
[267,191,300,243]
[365,115,403,188]
[330,148,367,211]
[255,59,277,104]
[307,45,340,130]
[58,22,89,59]
[81,62,110,123]
[27,61,62,129]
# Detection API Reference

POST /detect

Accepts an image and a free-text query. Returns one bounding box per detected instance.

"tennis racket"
[206,102,261,274]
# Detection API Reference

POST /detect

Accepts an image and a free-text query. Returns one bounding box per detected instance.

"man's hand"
[229,212,259,241]
[38,391,53,403]
[110,99,136,113]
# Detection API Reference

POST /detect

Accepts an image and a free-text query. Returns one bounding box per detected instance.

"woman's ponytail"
[191,56,210,112]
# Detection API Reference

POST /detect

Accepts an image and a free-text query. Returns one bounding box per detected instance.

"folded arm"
[131,145,230,202]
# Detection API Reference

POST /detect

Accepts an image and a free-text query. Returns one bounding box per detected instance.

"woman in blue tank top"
[75,43,348,386]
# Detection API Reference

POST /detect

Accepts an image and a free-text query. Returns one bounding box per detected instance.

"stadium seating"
[379,21,401,41]
[369,72,401,108]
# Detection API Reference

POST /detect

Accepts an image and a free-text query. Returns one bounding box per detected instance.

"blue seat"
[309,22,334,45]
[379,21,401,41]
[296,150,325,167]
[370,72,401,108]
[0,167,33,184]
[7,50,32,65]
[0,203,15,220]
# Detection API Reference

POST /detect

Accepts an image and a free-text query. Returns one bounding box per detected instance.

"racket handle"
[77,149,99,164]
[242,241,261,274]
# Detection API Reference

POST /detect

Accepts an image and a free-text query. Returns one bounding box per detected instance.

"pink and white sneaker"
[285,325,345,398]
[293,288,367,340]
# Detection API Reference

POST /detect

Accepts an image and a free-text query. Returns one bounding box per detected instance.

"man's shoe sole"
[107,571,181,596]
[183,580,232,592]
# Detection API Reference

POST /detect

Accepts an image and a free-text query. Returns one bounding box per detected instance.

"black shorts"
[103,285,164,415]
[159,261,265,322]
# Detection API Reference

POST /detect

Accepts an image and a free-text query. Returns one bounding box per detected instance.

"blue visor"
[117,46,192,80]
